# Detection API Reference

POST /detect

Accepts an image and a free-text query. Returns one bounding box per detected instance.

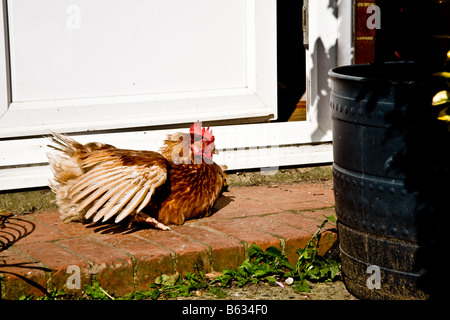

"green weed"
[212,215,340,293]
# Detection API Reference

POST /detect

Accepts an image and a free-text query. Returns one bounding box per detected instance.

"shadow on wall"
[307,0,339,141]
[309,37,336,141]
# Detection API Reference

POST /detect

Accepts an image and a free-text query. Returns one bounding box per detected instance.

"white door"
[1,0,276,137]
[0,0,352,191]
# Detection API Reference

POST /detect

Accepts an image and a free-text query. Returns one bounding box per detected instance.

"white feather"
[102,182,142,222]
[84,182,126,219]
[114,185,150,223]
[92,180,135,223]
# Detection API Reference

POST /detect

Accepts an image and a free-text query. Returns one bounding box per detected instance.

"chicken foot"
[131,213,171,231]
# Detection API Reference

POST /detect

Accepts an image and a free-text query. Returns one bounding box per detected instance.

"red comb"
[190,120,214,142]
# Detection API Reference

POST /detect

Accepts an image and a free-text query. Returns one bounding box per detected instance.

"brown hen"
[47,121,227,230]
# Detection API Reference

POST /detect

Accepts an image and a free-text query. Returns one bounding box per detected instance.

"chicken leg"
[131,212,171,231]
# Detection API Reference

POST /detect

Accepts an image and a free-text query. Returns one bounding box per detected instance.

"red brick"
[133,228,211,276]
[30,210,96,238]
[199,216,281,254]
[99,234,173,290]
[171,224,246,271]
[231,184,334,211]
[317,231,338,256]
[15,241,87,268]
[355,6,377,38]
[0,247,47,299]
[231,214,308,236]
[14,241,92,296]
[231,185,292,205]
[251,219,312,265]
[284,238,312,266]
[355,40,375,64]
[295,208,337,226]
[28,210,61,225]
[270,211,338,256]
[269,211,332,230]
[212,191,280,219]
[6,216,67,245]
[55,238,134,296]
[281,183,334,202]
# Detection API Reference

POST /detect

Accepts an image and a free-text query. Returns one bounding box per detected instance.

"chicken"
[46,121,227,230]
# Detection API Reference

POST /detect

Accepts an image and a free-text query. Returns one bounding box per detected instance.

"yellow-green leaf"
[437,107,450,123]
[433,71,450,79]
[432,90,450,106]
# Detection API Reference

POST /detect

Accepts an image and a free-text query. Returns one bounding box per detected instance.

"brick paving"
[0,181,337,299]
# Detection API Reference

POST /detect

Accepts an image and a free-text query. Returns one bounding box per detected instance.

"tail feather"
[48,130,86,155]
[47,131,88,221]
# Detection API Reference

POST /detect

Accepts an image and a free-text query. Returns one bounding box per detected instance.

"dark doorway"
[276,0,306,122]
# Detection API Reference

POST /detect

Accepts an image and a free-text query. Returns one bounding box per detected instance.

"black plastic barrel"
[329,61,449,300]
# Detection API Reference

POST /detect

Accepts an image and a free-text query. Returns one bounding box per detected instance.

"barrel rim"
[328,61,423,85]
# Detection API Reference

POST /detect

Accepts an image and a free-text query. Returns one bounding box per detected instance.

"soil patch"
[171,280,357,300]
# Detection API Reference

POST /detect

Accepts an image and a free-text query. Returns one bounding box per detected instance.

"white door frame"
[0,0,353,191]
